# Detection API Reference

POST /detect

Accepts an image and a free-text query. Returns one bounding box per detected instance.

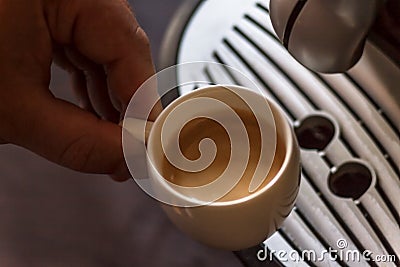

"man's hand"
[0,0,160,180]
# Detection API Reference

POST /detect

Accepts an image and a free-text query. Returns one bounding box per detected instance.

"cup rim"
[147,85,296,207]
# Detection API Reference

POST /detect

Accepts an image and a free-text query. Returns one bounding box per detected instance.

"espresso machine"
[158,0,400,266]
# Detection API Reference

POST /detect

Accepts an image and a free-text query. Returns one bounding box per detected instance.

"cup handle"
[120,118,154,144]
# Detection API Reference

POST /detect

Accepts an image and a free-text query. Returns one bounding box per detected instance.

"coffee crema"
[161,109,285,202]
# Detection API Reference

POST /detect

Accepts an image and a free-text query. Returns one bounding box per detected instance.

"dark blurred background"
[0,0,241,266]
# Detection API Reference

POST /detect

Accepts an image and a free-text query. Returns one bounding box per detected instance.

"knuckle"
[133,26,151,50]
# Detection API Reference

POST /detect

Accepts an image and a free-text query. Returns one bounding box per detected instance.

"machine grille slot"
[203,58,294,122]
[343,74,400,138]
[277,229,317,267]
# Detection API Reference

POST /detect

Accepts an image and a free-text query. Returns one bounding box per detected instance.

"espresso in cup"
[161,109,286,202]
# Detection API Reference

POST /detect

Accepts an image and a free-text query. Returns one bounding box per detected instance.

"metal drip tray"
[159,0,400,266]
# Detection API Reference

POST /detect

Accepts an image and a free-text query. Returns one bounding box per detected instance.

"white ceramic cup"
[123,85,300,250]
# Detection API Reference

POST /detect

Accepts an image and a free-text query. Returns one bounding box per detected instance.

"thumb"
[3,90,131,180]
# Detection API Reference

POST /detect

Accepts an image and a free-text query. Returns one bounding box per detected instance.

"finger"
[53,44,95,112]
[105,26,163,121]
[86,66,121,123]
[65,47,120,122]
[52,43,76,73]
[70,70,96,113]
[45,0,162,120]
[2,87,130,180]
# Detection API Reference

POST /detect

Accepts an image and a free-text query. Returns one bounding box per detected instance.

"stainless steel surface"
[269,0,381,73]
[170,0,400,265]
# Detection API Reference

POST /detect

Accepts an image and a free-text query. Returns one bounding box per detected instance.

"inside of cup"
[147,85,288,206]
